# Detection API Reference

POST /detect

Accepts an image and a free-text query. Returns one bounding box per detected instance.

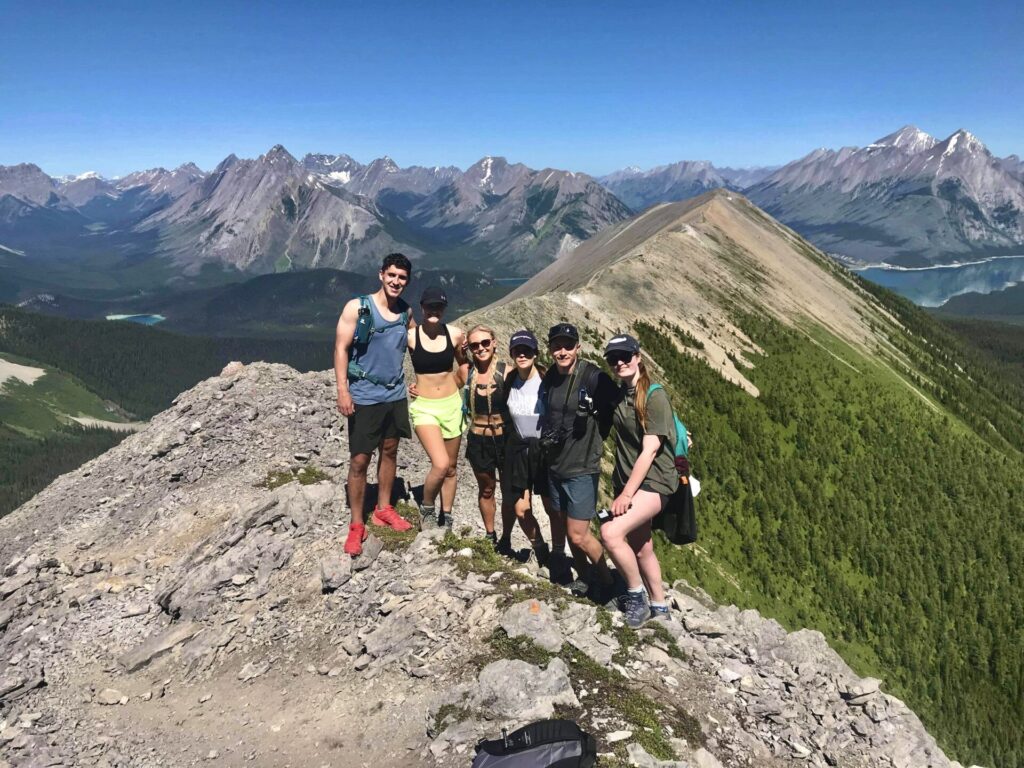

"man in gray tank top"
[335,253,416,556]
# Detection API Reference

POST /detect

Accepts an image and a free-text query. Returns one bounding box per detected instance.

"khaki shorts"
[409,391,465,439]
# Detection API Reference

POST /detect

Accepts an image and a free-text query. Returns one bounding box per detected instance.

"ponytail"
[634,359,652,431]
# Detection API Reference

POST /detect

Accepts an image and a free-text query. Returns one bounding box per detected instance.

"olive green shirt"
[612,385,678,497]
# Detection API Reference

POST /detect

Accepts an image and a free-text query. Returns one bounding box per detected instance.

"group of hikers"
[335,253,684,627]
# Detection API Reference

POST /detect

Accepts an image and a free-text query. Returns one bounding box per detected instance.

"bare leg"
[439,436,461,513]
[415,425,449,507]
[513,489,542,544]
[566,517,612,585]
[600,489,663,591]
[473,468,497,533]
[347,453,372,526]
[628,524,666,605]
[376,437,399,509]
[499,497,517,543]
[541,495,566,554]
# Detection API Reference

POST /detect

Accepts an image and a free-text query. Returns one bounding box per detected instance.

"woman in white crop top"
[498,329,570,582]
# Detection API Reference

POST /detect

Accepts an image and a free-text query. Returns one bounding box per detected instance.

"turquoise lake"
[857,255,1024,307]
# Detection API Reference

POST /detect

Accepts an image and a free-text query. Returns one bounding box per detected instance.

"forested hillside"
[639,302,1024,767]
[0,306,334,518]
[0,306,332,417]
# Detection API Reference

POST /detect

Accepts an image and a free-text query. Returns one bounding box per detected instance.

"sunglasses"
[422,303,446,312]
[511,345,536,358]
[605,352,634,366]
[468,339,493,351]
[549,340,577,352]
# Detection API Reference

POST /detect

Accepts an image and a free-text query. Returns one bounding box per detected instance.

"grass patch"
[258,465,330,490]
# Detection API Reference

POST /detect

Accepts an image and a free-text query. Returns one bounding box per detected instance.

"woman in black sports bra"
[407,286,468,529]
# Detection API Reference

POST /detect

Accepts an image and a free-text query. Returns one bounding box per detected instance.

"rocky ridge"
[0,362,972,767]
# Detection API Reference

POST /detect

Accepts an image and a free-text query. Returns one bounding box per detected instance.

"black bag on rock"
[654,477,697,545]
[471,719,597,768]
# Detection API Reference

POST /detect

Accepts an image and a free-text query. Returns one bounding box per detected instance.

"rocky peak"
[872,125,937,153]
[0,163,59,206]
[261,144,298,166]
[0,362,971,767]
[935,128,987,157]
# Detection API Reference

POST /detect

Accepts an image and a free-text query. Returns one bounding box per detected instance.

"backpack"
[472,719,597,768]
[352,294,409,346]
[646,383,698,545]
[646,383,689,458]
[347,295,410,389]
[463,361,509,420]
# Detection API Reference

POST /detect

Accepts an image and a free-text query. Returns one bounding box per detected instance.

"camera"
[538,426,568,459]
[596,508,613,524]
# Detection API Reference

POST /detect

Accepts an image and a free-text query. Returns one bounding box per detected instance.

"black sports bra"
[411,325,456,374]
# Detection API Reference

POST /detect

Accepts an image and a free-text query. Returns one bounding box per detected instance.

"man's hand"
[337,389,355,416]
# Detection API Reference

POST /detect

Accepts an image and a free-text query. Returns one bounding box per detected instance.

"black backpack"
[472,720,597,768]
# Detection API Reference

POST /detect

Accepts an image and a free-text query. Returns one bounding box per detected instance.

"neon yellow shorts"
[408,391,465,439]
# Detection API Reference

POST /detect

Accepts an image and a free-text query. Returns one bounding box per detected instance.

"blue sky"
[2,0,1021,177]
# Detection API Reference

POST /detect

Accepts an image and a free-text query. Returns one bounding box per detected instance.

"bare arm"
[451,326,470,387]
[334,299,360,416]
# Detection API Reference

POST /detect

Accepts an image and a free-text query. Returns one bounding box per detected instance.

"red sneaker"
[371,505,413,532]
[344,522,368,556]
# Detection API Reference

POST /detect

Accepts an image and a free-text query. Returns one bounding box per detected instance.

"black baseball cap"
[547,322,579,343]
[420,286,448,306]
[604,333,640,356]
[509,329,538,352]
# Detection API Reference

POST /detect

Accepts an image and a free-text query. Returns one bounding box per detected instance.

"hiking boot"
[439,510,454,530]
[343,522,368,557]
[418,504,437,531]
[371,504,412,532]
[622,589,651,628]
[532,541,551,567]
[566,577,589,597]
[649,604,671,621]
[547,551,573,585]
[495,537,515,558]
[586,579,615,608]
[485,531,498,548]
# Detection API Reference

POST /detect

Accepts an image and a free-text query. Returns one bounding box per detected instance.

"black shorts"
[347,399,412,456]
[504,435,549,497]
[613,483,668,510]
[466,431,506,474]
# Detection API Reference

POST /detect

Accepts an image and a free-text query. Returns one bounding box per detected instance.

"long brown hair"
[634,358,653,430]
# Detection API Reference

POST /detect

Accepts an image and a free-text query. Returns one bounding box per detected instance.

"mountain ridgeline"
[600,126,1024,268]
[463,191,1024,767]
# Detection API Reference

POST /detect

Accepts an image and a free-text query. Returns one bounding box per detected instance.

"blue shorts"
[548,473,599,521]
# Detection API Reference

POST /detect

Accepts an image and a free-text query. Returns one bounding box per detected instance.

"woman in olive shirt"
[602,334,675,627]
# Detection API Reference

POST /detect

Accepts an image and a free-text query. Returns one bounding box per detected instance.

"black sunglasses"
[511,345,536,358]
[549,339,577,351]
[422,303,446,311]
[468,339,493,351]
[604,351,634,366]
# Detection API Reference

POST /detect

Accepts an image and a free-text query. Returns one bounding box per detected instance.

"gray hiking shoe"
[649,604,672,621]
[418,504,437,531]
[440,511,454,530]
[622,590,651,628]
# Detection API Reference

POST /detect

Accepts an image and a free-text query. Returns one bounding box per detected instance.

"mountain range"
[0,148,631,289]
[3,125,1022,299]
[601,126,1024,267]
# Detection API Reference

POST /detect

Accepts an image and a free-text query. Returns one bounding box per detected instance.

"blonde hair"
[468,324,497,342]
[634,358,653,430]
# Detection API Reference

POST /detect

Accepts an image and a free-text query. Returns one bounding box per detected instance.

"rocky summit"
[0,362,972,767]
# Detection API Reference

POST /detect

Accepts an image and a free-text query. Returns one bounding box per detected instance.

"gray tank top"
[349,298,408,405]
